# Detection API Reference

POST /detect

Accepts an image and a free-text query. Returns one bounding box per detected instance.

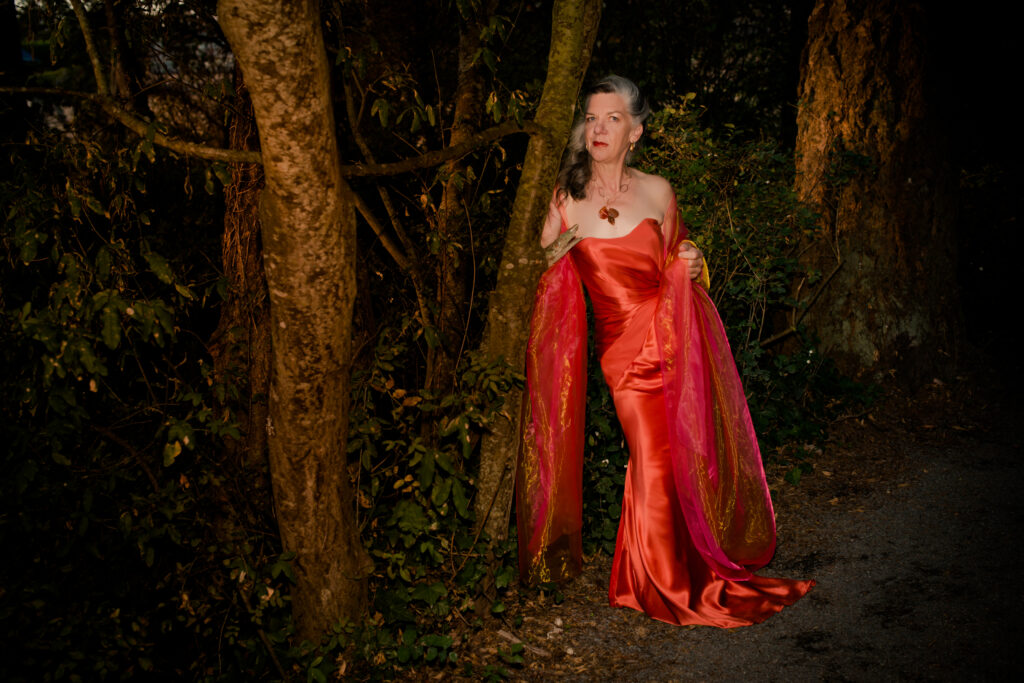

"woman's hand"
[677,241,704,281]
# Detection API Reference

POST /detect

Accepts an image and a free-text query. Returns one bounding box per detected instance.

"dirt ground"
[453,365,1024,681]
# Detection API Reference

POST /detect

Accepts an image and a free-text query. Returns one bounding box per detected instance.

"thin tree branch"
[70,0,109,94]
[349,190,408,271]
[99,96,262,163]
[2,86,261,162]
[91,425,159,492]
[342,78,419,259]
[761,260,844,347]
[338,119,544,176]
[340,77,435,350]
[3,88,542,170]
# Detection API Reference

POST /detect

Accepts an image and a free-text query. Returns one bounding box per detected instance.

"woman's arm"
[539,196,563,248]
[540,195,581,267]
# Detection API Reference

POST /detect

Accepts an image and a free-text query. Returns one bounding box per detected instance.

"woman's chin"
[589,147,620,162]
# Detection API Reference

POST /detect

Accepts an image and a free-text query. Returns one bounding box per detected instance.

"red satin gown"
[572,218,813,627]
[516,204,814,628]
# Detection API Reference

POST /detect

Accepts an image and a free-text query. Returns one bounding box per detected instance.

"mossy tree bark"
[795,0,960,381]
[474,0,602,540]
[218,0,371,639]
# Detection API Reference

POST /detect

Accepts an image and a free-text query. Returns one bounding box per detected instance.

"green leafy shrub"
[0,99,297,680]
[309,321,522,678]
[644,98,873,449]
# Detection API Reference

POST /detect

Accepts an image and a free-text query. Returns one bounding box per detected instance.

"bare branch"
[70,0,109,94]
[99,96,262,163]
[338,119,544,176]
[341,77,434,340]
[760,260,845,347]
[3,87,542,171]
[2,86,261,163]
[349,190,409,271]
[341,80,420,259]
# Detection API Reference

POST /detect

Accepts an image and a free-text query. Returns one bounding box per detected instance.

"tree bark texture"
[210,70,272,475]
[474,0,602,540]
[218,0,371,639]
[429,2,496,393]
[795,0,959,381]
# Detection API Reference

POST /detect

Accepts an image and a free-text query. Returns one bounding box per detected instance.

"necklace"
[592,170,631,225]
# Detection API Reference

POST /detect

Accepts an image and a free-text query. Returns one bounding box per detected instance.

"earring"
[629,141,636,152]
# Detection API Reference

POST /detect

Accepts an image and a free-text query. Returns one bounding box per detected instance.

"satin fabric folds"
[516,198,813,626]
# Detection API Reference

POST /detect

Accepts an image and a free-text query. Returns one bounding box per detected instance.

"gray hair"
[558,75,651,201]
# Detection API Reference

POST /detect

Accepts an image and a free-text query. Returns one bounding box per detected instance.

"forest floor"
[452,361,1024,682]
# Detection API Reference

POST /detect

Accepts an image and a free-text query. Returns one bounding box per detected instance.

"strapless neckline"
[575,216,661,243]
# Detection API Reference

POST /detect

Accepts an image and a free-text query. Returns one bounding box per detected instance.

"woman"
[516,75,814,627]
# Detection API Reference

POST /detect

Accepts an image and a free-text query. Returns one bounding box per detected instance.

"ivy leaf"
[481,47,497,73]
[371,97,390,127]
[143,250,174,284]
[435,452,456,474]
[410,581,447,606]
[423,325,440,349]
[163,441,182,466]
[101,306,121,349]
[422,633,452,649]
[431,478,452,507]
[213,164,231,186]
[419,539,443,564]
[452,478,469,518]
[392,500,429,534]
[486,91,502,123]
[85,196,105,216]
[74,340,106,376]
[494,563,515,589]
[96,246,111,281]
[418,452,436,488]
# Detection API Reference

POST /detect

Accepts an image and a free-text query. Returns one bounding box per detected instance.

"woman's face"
[585,92,643,163]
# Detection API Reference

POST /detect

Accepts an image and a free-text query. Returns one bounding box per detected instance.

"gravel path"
[600,434,1024,682]
[478,382,1024,682]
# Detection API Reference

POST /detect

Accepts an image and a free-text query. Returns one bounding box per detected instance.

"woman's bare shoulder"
[630,170,674,207]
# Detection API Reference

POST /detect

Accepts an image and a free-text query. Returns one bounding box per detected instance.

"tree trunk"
[429,2,496,393]
[794,0,959,382]
[218,0,371,640]
[474,0,602,540]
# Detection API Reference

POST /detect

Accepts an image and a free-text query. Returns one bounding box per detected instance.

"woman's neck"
[591,161,630,196]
